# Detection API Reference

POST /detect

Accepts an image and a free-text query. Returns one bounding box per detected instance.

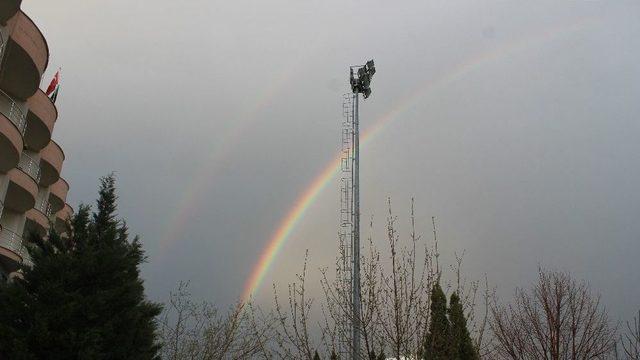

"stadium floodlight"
[350,59,375,99]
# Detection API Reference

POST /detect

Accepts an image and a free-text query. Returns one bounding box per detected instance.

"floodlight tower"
[347,59,375,360]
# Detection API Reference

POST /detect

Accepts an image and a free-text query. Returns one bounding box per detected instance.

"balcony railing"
[0,228,33,267]
[0,89,27,135]
[35,197,52,217]
[20,247,33,267]
[18,152,41,183]
[0,228,23,256]
[0,30,5,60]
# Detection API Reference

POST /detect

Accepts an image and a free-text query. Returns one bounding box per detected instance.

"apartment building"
[0,1,72,280]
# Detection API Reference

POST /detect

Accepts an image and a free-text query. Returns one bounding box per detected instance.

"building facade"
[0,1,72,281]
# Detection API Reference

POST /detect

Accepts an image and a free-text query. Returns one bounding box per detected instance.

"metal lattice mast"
[339,94,355,358]
[338,60,375,360]
[351,90,362,360]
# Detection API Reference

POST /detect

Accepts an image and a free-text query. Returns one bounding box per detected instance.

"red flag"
[45,71,59,95]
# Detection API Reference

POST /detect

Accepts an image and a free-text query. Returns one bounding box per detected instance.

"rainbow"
[158,38,329,256]
[240,19,596,302]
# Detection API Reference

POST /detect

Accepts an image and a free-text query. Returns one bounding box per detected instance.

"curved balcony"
[0,0,21,25]
[54,203,72,234]
[48,177,69,214]
[0,11,49,100]
[35,196,51,217]
[0,89,26,172]
[3,157,38,212]
[39,140,63,186]
[17,152,40,183]
[0,228,23,271]
[25,89,56,151]
[26,205,49,236]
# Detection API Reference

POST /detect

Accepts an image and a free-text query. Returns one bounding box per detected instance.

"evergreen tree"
[423,282,451,360]
[368,348,386,360]
[448,292,479,360]
[314,350,321,360]
[0,175,162,359]
[330,350,339,360]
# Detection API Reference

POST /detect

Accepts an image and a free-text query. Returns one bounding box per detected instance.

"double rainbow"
[240,19,595,302]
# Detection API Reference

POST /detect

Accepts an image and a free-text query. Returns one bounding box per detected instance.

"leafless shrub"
[490,268,617,360]
[159,281,266,359]
[621,310,640,360]
[262,250,322,359]
[448,252,495,358]
[475,274,495,358]
[373,198,436,359]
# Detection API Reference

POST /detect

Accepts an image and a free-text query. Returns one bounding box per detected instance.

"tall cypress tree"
[449,292,479,360]
[0,175,161,359]
[423,282,451,360]
[369,349,386,360]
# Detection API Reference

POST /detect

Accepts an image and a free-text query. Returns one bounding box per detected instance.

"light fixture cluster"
[350,60,376,99]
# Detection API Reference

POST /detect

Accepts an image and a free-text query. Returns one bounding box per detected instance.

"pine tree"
[423,282,451,360]
[314,350,322,360]
[448,292,479,360]
[0,175,162,359]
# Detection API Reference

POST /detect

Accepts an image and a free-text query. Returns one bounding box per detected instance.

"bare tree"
[319,222,385,359]
[374,198,436,359]
[161,199,491,359]
[318,198,437,359]
[159,282,267,359]
[318,199,490,360]
[150,198,483,360]
[263,250,321,359]
[447,251,495,358]
[621,310,640,360]
[490,268,617,360]
[475,274,496,358]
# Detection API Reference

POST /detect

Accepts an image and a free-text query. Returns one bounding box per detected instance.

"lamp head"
[350,59,375,98]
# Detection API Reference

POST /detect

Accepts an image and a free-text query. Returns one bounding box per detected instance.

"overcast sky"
[22,0,640,320]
